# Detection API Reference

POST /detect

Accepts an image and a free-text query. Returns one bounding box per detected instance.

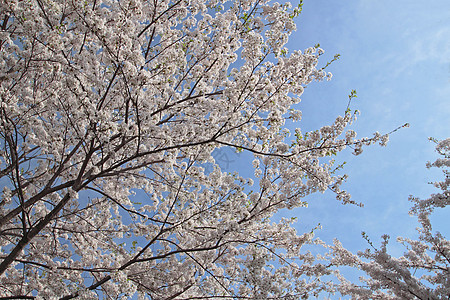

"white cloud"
[408,27,450,65]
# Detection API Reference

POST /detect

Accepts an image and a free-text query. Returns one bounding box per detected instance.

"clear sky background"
[217,0,449,288]
[284,0,449,275]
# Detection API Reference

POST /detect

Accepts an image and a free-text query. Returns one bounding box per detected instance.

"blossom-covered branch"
[0,0,390,298]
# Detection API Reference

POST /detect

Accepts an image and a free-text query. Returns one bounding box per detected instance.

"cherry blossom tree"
[331,138,450,299]
[0,0,392,298]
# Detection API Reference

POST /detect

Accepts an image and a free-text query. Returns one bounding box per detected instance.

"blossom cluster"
[0,0,390,298]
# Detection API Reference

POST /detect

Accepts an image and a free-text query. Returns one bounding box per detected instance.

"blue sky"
[283,0,450,259]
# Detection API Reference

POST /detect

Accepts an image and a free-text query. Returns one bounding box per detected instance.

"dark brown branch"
[137,0,183,38]
[0,141,97,275]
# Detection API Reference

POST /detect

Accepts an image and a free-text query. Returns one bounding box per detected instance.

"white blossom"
[0,0,390,298]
